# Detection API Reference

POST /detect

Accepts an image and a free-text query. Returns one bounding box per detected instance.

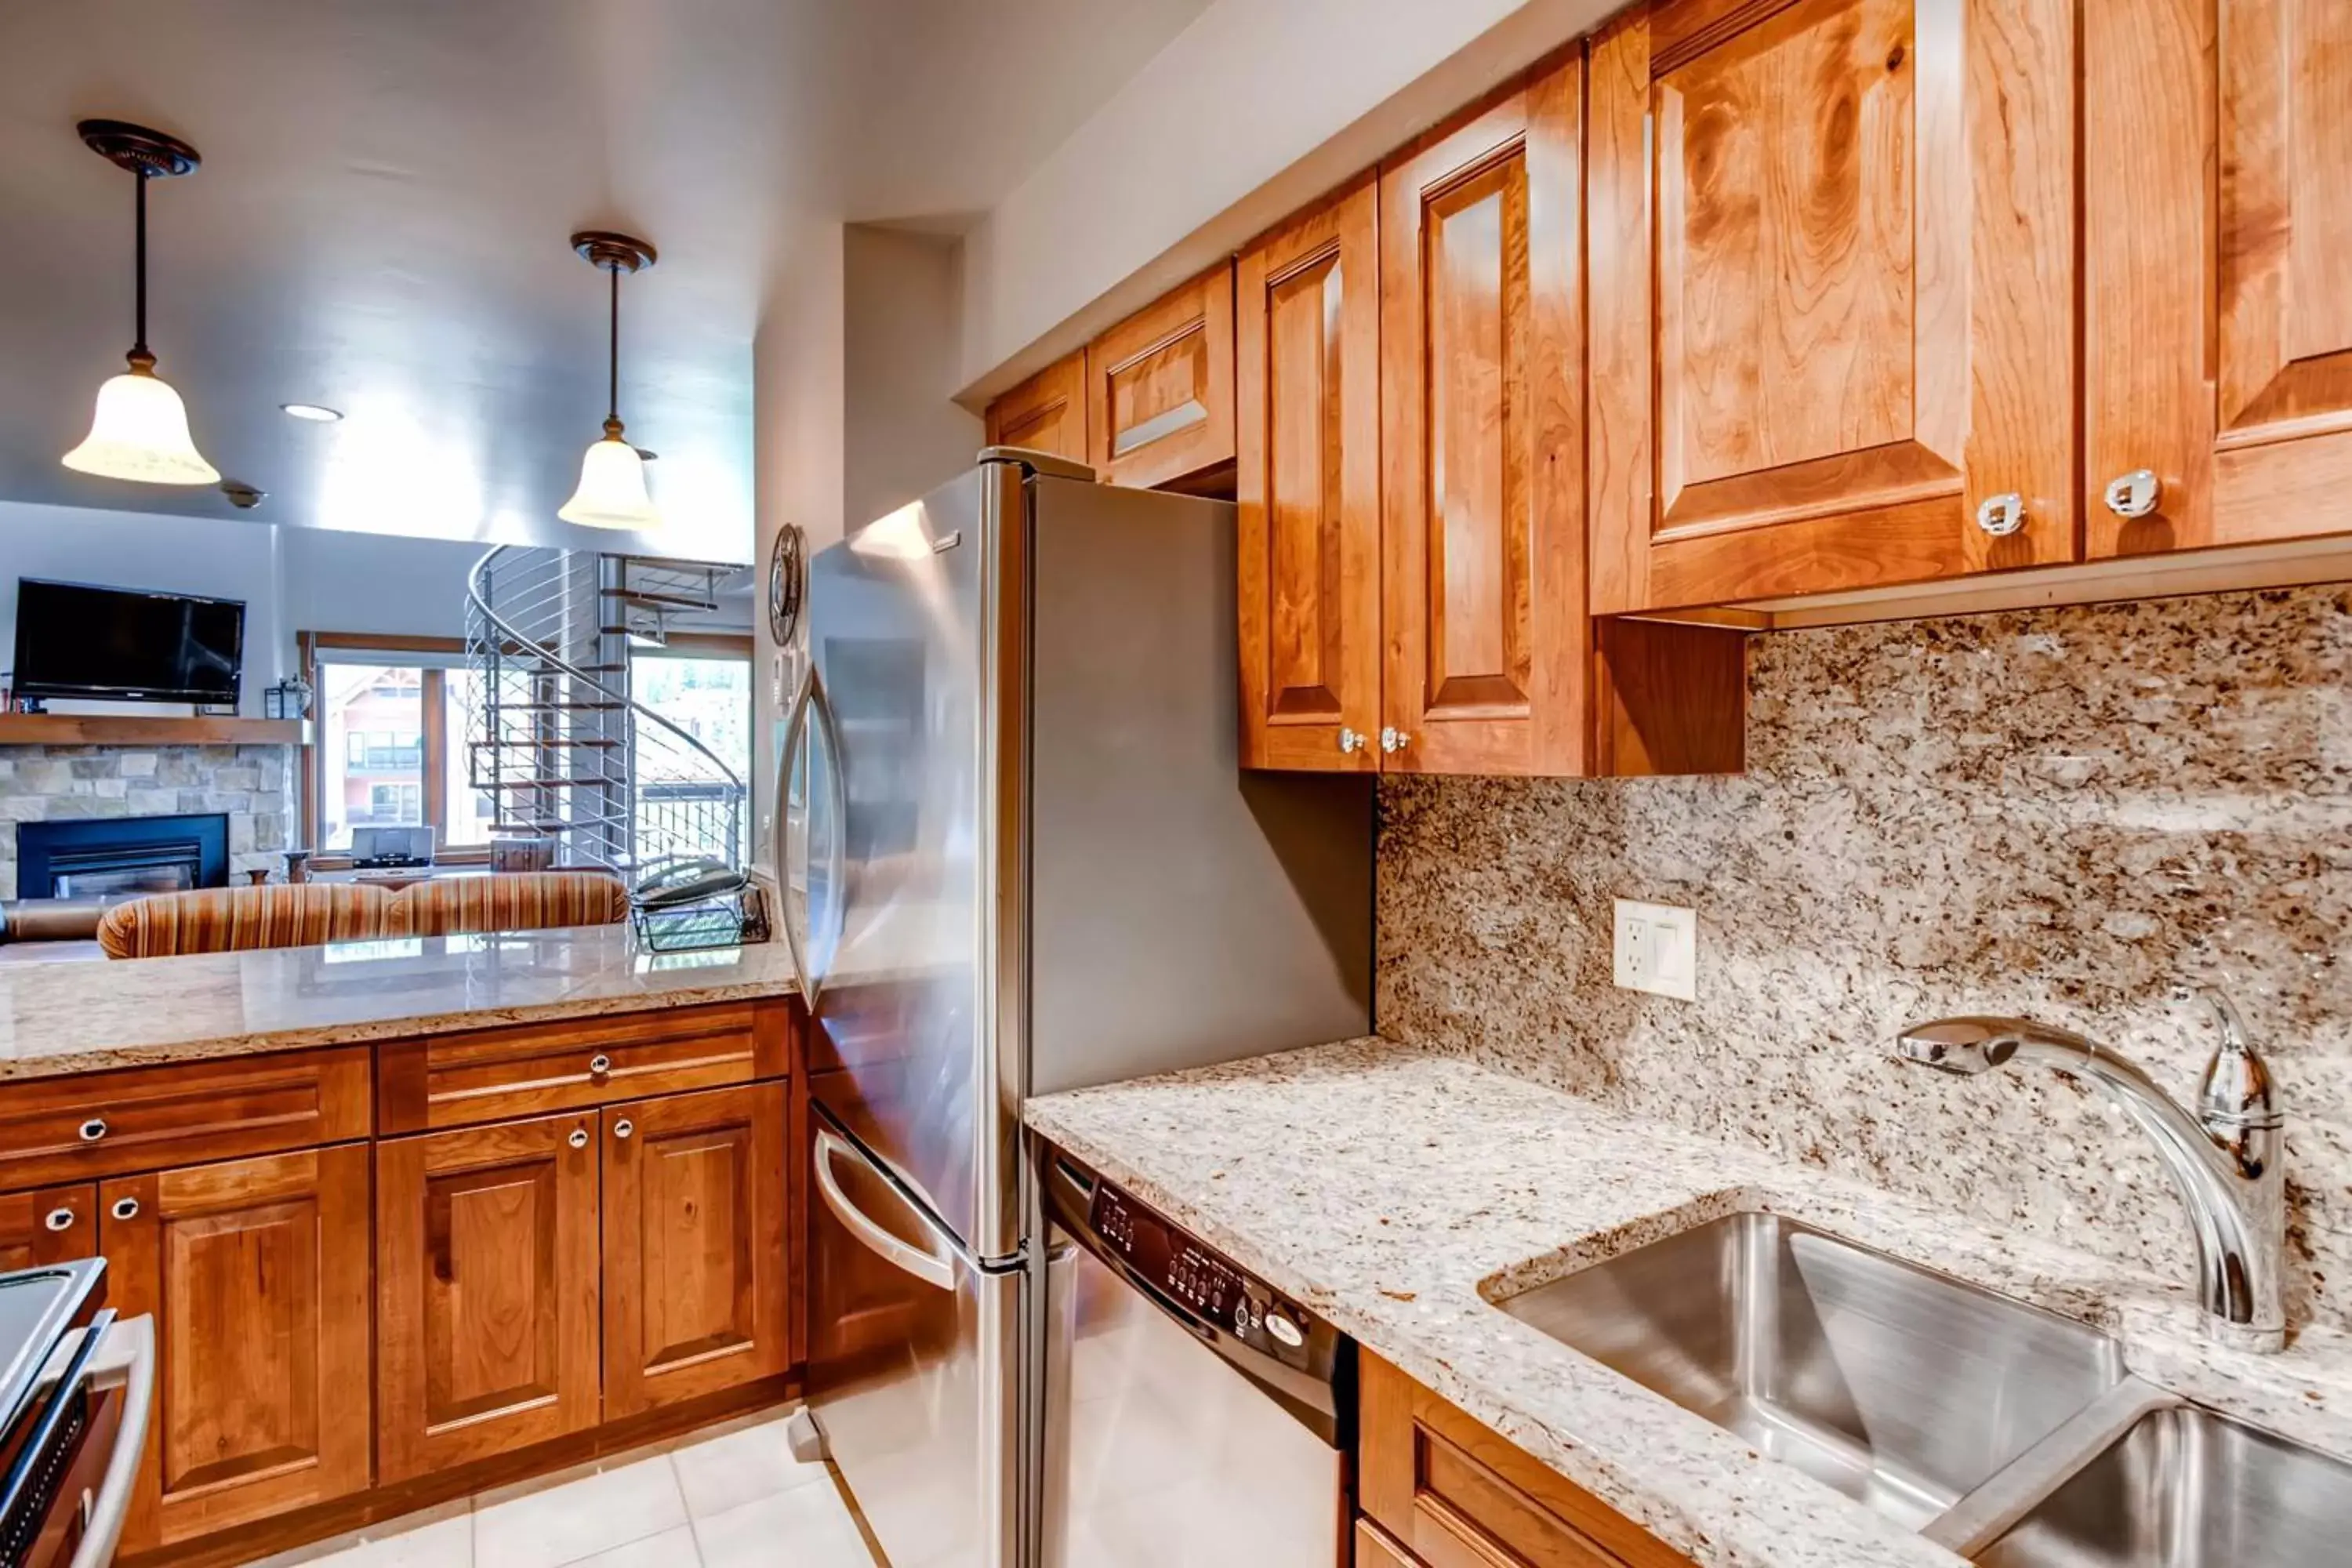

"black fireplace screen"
[16,814,230,900]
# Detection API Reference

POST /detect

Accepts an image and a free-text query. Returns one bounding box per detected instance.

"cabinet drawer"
[0,1183,96,1270]
[1359,1352,1694,1568]
[377,1000,792,1133]
[0,1048,371,1189]
[1356,1518,1421,1567]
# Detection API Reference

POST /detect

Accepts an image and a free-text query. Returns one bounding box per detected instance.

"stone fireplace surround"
[0,742,294,900]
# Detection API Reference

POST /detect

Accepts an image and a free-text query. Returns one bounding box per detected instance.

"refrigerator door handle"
[777,670,848,1004]
[813,1127,957,1293]
[775,671,815,999]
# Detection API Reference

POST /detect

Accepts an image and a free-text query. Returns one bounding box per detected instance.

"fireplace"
[16,815,230,900]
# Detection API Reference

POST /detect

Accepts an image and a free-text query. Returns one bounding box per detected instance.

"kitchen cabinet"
[376,1110,604,1483]
[1359,1352,1697,1567]
[1586,0,2078,612]
[0,1183,94,1270]
[1087,263,1236,491]
[2084,0,2352,559]
[983,351,1089,465]
[601,1082,791,1417]
[100,1145,373,1551]
[1236,172,1383,771]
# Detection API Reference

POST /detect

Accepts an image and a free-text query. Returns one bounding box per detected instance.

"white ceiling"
[0,0,1208,561]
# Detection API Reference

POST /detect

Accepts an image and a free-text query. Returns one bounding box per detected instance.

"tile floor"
[241,1407,877,1568]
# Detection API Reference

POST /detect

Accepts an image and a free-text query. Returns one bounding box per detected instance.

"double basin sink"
[1492,1213,2351,1565]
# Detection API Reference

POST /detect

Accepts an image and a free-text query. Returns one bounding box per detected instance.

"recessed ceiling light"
[280,401,343,423]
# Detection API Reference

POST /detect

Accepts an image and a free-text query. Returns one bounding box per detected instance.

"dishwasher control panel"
[1089,1181,1316,1367]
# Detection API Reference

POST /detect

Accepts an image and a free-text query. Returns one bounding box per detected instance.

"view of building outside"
[630,651,752,866]
[316,662,424,851]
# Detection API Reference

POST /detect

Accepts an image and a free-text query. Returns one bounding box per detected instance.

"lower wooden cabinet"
[376,1111,604,1483]
[100,1145,373,1552]
[0,1182,95,1270]
[601,1082,790,1417]
[1359,1352,1694,1568]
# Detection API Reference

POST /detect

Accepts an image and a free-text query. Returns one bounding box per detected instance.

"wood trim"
[984,351,1090,464]
[0,717,303,746]
[420,668,448,850]
[644,632,756,659]
[303,633,468,655]
[1359,1352,1697,1567]
[1591,620,1746,777]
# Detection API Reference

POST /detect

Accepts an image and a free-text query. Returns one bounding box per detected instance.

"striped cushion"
[403,870,629,937]
[97,884,409,960]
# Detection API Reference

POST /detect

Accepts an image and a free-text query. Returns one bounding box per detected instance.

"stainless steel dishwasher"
[1036,1147,1353,1568]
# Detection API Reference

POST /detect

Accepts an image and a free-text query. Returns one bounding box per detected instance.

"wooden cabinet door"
[0,1184,94,1271]
[601,1083,790,1417]
[2085,0,2352,557]
[1588,0,2078,612]
[1377,53,1589,775]
[376,1112,601,1483]
[1236,174,1384,771]
[1087,265,1237,490]
[985,352,1089,465]
[1359,1353,1695,1567]
[100,1145,372,1550]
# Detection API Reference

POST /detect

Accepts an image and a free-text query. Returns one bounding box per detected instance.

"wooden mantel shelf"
[0,714,307,746]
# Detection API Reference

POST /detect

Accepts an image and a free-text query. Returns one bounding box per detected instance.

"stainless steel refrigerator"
[777,449,1372,1567]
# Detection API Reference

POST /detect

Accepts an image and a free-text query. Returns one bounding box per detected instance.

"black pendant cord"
[605,264,622,436]
[129,170,153,370]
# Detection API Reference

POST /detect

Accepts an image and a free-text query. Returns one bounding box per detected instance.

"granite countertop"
[1025,1037,2352,1568]
[0,924,800,1080]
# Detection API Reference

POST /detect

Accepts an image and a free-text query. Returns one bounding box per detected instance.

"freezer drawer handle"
[813,1127,956,1293]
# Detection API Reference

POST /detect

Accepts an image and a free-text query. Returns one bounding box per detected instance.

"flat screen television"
[12,579,246,706]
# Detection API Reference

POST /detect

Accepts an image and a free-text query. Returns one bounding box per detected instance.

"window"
[630,642,752,867]
[304,637,487,858]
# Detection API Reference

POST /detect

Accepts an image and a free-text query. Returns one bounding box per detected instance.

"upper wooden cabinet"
[1236,174,1384,771]
[103,1146,373,1551]
[983,351,1089,465]
[601,1083,792,1417]
[0,1184,93,1272]
[1087,264,1237,490]
[2085,0,2352,558]
[1588,0,2078,612]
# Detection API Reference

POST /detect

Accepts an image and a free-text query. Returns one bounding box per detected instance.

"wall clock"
[768,524,805,647]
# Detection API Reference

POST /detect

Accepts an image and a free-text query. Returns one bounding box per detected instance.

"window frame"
[299,631,491,867]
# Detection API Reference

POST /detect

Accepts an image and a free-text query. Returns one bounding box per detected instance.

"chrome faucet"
[1891,993,2286,1353]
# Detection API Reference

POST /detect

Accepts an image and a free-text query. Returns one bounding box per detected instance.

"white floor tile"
[471,1454,688,1568]
[670,1411,829,1521]
[240,1502,472,1568]
[559,1523,701,1566]
[692,1483,873,1568]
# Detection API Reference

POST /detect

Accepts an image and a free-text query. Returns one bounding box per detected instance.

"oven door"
[1039,1225,1347,1567]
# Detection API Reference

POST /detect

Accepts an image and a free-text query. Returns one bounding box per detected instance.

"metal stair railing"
[464,544,746,873]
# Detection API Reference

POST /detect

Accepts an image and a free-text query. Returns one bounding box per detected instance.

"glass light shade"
[557,434,661,531]
[61,366,220,485]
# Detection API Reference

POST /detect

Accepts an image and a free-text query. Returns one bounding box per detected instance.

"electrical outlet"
[1613,898,1697,1001]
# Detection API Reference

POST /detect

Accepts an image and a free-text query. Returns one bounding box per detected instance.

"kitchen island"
[1026,1036,2352,1568]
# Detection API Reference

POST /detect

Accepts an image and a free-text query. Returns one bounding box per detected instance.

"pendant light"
[558,230,661,532]
[61,120,220,486]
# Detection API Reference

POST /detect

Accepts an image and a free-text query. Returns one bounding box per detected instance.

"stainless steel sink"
[1975,1404,2352,1566]
[1493,1213,2129,1530]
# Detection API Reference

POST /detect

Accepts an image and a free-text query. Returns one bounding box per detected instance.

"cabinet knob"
[568,1127,590,1150]
[588,1054,613,1076]
[1380,727,1411,755]
[613,1119,634,1140]
[1974,493,2026,537]
[43,1207,74,1232]
[78,1118,107,1143]
[1337,728,1367,755]
[110,1196,139,1221]
[2103,469,2162,519]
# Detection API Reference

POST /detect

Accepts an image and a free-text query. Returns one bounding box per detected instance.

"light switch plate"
[1613,898,1697,1001]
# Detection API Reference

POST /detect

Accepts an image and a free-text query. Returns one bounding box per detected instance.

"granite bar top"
[1025,1038,2352,1568]
[0,924,800,1080]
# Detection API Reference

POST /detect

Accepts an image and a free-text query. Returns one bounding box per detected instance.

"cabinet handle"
[44,1207,74,1232]
[568,1127,590,1150]
[2103,469,2162,519]
[1974,493,2026,537]
[588,1054,613,1076]
[613,1119,634,1140]
[1337,728,1367,755]
[110,1197,139,1221]
[1380,727,1411,755]
[78,1118,107,1143]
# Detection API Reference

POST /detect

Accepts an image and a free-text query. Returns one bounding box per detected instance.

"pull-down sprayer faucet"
[1890,993,2286,1353]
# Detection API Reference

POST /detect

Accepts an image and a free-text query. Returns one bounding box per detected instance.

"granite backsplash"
[1377,585,2352,1333]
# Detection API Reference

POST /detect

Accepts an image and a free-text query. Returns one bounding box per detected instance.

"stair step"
[601,587,717,612]
[470,737,625,749]
[481,701,628,713]
[482,776,619,790]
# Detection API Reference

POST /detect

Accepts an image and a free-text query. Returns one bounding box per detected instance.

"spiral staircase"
[463,546,747,875]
